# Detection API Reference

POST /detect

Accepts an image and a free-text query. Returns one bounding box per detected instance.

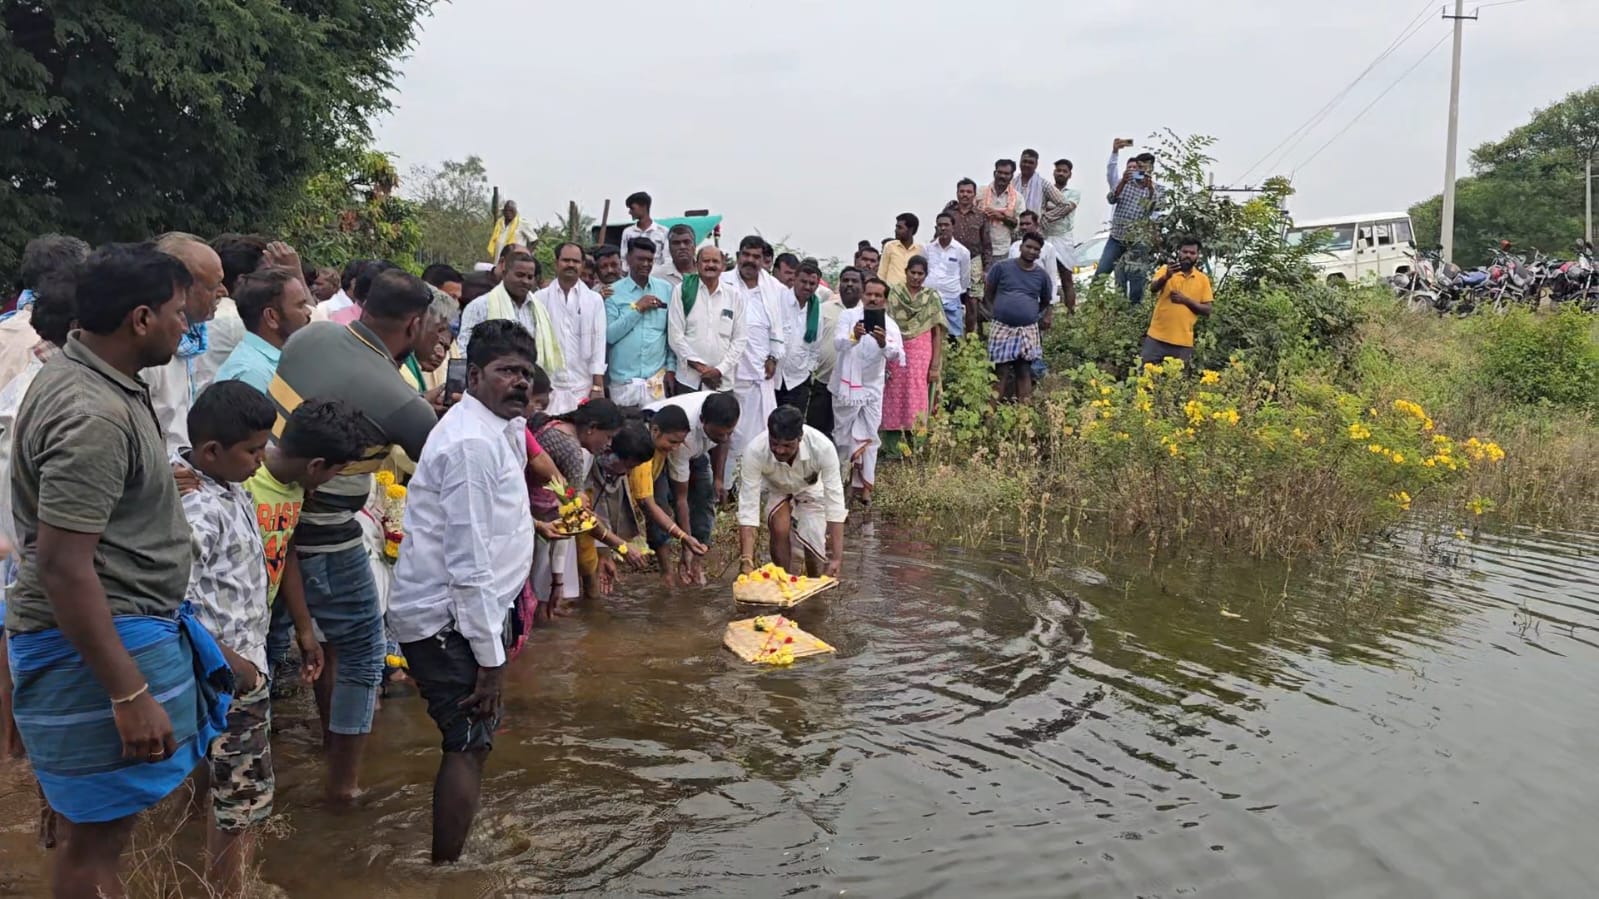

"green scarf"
[402,353,424,392]
[680,274,701,318]
[888,284,947,341]
[798,292,820,343]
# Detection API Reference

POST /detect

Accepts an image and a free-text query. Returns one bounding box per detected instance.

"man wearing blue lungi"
[5,242,233,898]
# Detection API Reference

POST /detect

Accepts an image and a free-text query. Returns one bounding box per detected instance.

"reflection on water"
[4,520,1599,897]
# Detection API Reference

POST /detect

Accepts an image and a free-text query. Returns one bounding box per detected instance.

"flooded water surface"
[4,519,1598,897]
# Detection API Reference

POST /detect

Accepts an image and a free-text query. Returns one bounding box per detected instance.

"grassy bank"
[877,285,1599,558]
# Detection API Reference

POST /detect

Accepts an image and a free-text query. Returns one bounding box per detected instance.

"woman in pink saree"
[881,255,946,437]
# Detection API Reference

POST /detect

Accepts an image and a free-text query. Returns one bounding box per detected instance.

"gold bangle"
[112,683,150,705]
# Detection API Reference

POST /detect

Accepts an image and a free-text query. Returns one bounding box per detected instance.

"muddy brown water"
[3,519,1598,897]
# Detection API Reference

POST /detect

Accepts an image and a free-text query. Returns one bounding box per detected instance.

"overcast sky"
[375,0,1594,262]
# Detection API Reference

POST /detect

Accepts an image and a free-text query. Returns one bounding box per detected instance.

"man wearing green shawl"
[774,261,831,436]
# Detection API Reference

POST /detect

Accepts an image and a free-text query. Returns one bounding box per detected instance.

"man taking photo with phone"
[1095,138,1165,304]
[1141,237,1213,368]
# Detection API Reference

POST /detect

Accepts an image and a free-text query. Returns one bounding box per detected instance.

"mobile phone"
[863,308,886,334]
[444,358,468,405]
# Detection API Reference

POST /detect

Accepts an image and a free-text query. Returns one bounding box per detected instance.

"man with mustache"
[386,318,539,864]
[533,242,607,415]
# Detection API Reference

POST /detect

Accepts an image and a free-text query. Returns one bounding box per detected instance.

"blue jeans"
[296,545,382,735]
[1095,236,1149,304]
[648,454,715,551]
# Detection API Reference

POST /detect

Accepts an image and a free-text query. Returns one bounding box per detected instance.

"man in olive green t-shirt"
[5,243,230,899]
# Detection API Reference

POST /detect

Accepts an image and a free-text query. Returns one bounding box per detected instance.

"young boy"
[178,382,375,896]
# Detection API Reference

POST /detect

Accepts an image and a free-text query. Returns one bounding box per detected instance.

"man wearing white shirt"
[311,260,362,323]
[652,224,699,288]
[667,245,746,393]
[774,261,830,434]
[387,319,538,865]
[728,235,787,483]
[535,242,607,414]
[642,390,740,585]
[737,406,846,579]
[142,233,227,453]
[832,277,904,506]
[620,191,670,263]
[1008,210,1063,305]
[925,212,974,338]
[457,252,548,360]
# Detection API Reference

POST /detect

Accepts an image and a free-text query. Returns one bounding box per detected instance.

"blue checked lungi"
[987,321,1042,364]
[6,603,234,823]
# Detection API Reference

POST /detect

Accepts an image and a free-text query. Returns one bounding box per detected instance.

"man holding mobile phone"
[1094,138,1165,304]
[1142,236,1213,368]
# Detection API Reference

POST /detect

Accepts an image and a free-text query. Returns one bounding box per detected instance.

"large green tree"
[1410,85,1598,267]
[0,0,435,275]
[408,155,494,267]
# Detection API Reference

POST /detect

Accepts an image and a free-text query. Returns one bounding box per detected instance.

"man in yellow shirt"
[1142,237,1213,368]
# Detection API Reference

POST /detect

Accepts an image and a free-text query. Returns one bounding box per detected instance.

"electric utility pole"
[1439,1,1476,263]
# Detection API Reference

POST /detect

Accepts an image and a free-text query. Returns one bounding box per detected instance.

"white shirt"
[644,391,720,483]
[737,425,848,528]
[813,301,847,387]
[0,354,45,555]
[1009,240,1063,304]
[457,289,538,359]
[651,261,695,289]
[194,298,242,391]
[776,289,825,390]
[832,305,904,397]
[621,221,670,261]
[387,393,534,668]
[667,276,746,391]
[732,270,787,383]
[312,289,353,324]
[924,238,972,305]
[535,281,607,393]
[141,354,199,453]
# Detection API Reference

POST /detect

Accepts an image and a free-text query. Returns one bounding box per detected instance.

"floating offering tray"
[732,564,838,609]
[723,615,836,665]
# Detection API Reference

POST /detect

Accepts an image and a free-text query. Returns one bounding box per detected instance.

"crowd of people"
[0,137,1207,897]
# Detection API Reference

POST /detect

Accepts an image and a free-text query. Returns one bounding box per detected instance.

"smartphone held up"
[444,358,468,407]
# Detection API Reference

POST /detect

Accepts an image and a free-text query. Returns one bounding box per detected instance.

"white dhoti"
[547,384,589,417]
[768,491,828,561]
[729,378,777,481]
[532,535,579,603]
[1047,234,1080,270]
[833,392,883,490]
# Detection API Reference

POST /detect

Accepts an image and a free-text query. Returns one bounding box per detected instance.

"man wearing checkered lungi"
[983,232,1055,403]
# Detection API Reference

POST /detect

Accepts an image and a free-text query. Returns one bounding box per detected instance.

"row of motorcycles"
[1388,239,1599,314]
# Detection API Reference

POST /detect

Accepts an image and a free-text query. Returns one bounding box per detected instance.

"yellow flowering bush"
[895,354,1512,556]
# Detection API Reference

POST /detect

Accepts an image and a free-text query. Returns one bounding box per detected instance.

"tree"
[408,156,494,267]
[1410,85,1598,267]
[276,145,422,270]
[0,0,435,275]
[1140,131,1321,290]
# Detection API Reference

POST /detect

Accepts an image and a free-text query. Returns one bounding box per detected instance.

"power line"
[1233,0,1436,184]
[1289,31,1452,173]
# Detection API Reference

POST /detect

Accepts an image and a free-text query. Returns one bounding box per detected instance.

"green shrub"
[1469,307,1599,409]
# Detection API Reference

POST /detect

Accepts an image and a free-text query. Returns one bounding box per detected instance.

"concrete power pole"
[1439,0,1476,263]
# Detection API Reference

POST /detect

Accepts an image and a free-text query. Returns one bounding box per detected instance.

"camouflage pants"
[209,677,274,832]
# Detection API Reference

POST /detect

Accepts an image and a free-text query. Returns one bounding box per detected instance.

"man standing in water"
[388,319,538,864]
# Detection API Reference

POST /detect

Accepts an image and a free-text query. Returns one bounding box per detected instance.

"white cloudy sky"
[375,0,1594,261]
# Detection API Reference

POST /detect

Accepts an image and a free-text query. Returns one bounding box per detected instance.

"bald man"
[142,234,227,452]
[667,244,748,401]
